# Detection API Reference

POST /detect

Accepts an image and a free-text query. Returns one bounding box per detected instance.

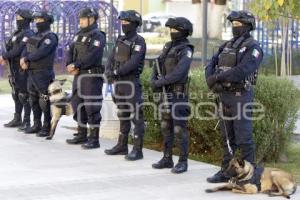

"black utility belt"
[79,67,104,74]
[166,84,187,93]
[28,69,51,74]
[223,83,246,93]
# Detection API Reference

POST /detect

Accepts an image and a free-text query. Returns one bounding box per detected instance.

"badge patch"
[134,45,142,52]
[186,50,192,58]
[22,37,29,43]
[239,46,247,53]
[252,49,260,58]
[93,40,100,47]
[81,36,87,42]
[73,35,78,42]
[12,36,17,42]
[44,38,51,45]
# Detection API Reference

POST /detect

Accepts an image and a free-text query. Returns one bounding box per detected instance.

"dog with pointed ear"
[46,79,73,140]
[206,158,297,199]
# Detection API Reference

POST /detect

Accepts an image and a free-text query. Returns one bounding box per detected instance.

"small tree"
[250,0,300,76]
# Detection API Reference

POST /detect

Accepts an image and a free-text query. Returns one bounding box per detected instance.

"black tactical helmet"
[16,9,33,21]
[118,10,142,26]
[165,17,193,36]
[32,11,54,24]
[78,8,99,20]
[227,10,256,31]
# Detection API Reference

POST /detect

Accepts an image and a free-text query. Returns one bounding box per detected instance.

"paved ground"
[0,94,299,200]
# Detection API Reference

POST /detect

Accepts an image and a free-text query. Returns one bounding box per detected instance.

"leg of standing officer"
[17,91,31,131]
[152,109,174,169]
[4,89,23,127]
[17,71,31,131]
[233,90,255,165]
[125,83,145,161]
[105,83,131,155]
[36,71,54,137]
[171,95,190,174]
[66,89,88,144]
[105,98,130,155]
[24,78,42,134]
[80,76,103,149]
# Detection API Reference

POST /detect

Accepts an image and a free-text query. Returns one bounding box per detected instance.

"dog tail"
[290,184,297,196]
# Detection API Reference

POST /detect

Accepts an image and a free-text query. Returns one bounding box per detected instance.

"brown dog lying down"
[206,158,297,199]
[46,79,73,140]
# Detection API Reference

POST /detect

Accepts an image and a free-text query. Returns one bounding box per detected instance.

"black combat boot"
[36,122,51,137]
[152,155,174,169]
[171,157,188,174]
[17,118,31,132]
[125,135,143,161]
[81,127,100,149]
[24,120,42,134]
[4,113,22,128]
[206,170,230,183]
[66,126,88,144]
[105,133,128,155]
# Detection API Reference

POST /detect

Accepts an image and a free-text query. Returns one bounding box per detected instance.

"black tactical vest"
[27,31,57,71]
[217,36,259,86]
[161,41,194,84]
[114,35,143,78]
[6,30,31,69]
[73,28,104,68]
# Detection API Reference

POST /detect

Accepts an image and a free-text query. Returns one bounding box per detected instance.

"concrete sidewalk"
[0,94,298,200]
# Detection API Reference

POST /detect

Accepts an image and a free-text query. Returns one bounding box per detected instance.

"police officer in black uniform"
[151,17,194,174]
[65,8,106,149]
[205,10,263,183]
[20,11,58,137]
[105,10,146,161]
[1,9,34,131]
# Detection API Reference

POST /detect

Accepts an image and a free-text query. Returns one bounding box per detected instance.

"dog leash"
[214,94,234,156]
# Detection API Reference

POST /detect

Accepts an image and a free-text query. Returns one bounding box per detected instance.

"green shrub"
[141,68,300,163]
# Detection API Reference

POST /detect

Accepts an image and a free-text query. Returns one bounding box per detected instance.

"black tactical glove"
[206,75,219,89]
[211,83,224,93]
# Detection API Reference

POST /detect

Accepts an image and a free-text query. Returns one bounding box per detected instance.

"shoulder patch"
[252,49,260,58]
[239,46,247,53]
[73,35,78,42]
[22,37,29,43]
[134,45,142,52]
[12,36,17,42]
[93,40,101,47]
[44,38,51,45]
[81,36,87,42]
[186,50,192,58]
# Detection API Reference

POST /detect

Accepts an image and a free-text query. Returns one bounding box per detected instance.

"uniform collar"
[171,38,189,46]
[124,31,137,40]
[37,28,51,35]
[232,32,251,42]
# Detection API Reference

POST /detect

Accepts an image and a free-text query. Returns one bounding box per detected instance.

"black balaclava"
[16,19,30,30]
[36,21,51,32]
[122,22,137,35]
[170,29,188,41]
[232,24,251,38]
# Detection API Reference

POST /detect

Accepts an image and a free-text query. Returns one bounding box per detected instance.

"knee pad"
[161,121,170,130]
[18,92,29,105]
[117,110,130,119]
[39,93,50,112]
[12,91,18,101]
[29,92,39,107]
[174,125,184,140]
